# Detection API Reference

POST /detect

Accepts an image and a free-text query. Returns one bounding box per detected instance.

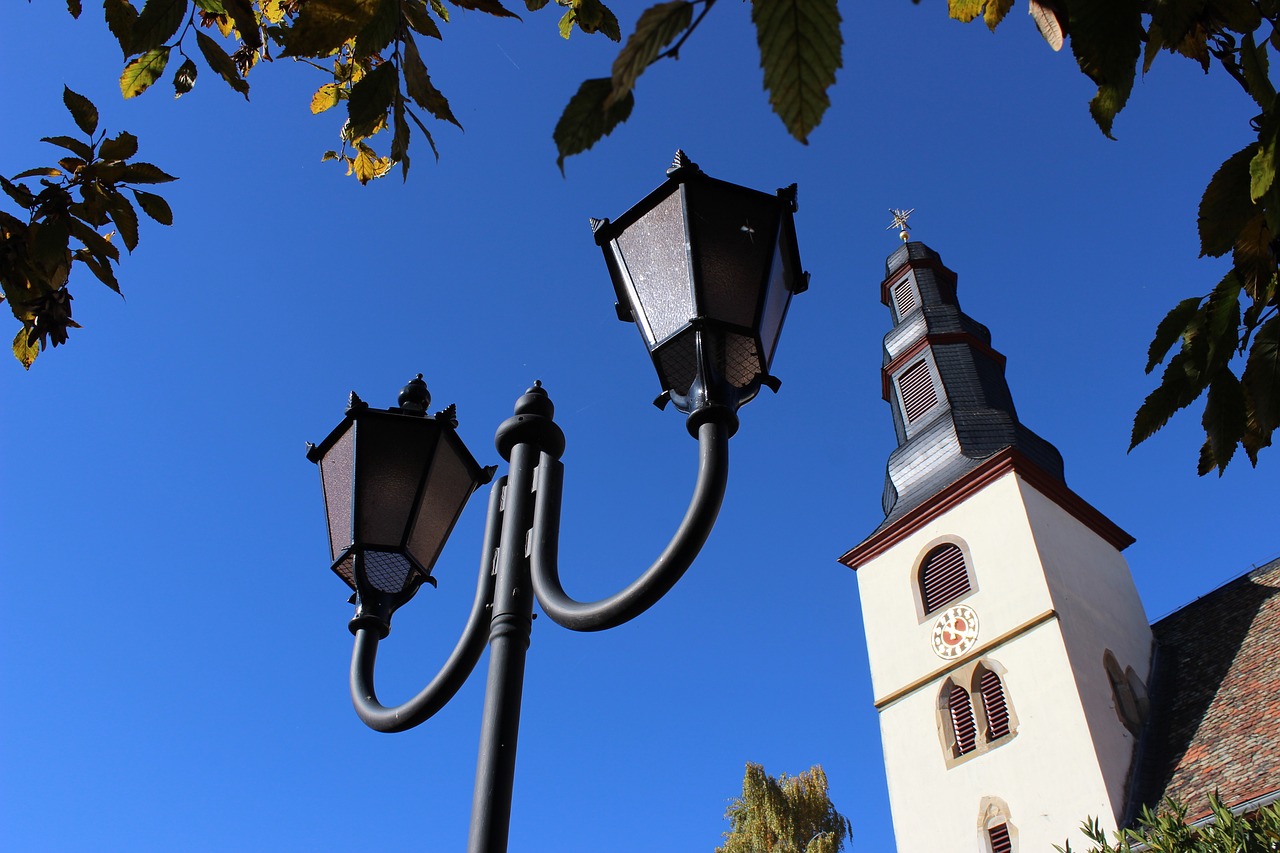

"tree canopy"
[2,0,1278,475]
[717,763,851,853]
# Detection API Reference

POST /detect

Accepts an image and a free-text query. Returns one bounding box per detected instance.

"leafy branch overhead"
[944,0,1280,475]
[1,88,174,369]
[8,0,1280,479]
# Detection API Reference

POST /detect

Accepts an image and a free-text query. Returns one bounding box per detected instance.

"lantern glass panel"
[687,182,780,331]
[406,432,480,574]
[615,190,694,348]
[758,221,795,369]
[318,423,355,562]
[354,416,439,548]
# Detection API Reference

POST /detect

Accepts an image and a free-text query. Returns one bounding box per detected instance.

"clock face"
[931,605,979,660]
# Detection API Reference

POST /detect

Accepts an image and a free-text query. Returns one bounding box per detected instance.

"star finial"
[887,208,915,243]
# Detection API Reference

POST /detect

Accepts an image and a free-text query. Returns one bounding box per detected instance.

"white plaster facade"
[855,470,1153,852]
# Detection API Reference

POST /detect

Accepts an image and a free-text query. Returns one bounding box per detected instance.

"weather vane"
[887,208,915,243]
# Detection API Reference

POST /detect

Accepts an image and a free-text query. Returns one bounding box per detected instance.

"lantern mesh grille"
[334,552,357,590]
[657,329,698,396]
[365,550,415,593]
[722,331,759,388]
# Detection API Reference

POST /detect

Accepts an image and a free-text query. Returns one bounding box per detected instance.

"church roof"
[1129,557,1280,822]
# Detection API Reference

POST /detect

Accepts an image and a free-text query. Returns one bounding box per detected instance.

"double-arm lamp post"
[306,152,807,853]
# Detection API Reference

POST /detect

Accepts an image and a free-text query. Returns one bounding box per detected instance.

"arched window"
[946,682,978,756]
[977,668,1012,741]
[919,543,971,615]
[979,798,1016,853]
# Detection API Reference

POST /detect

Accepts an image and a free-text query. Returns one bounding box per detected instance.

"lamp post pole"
[310,152,807,853]
[468,383,563,853]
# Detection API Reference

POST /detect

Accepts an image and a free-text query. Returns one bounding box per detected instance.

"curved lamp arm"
[350,476,506,733]
[529,416,730,632]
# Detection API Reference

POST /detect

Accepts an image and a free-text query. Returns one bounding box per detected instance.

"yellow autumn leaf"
[311,83,341,114]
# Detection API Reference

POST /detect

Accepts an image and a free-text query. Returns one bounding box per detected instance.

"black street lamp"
[307,152,806,853]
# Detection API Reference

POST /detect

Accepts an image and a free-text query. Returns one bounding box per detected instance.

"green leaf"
[403,33,462,128]
[1241,32,1276,110]
[62,87,98,136]
[10,168,63,181]
[1199,144,1260,257]
[105,0,140,56]
[1146,296,1203,373]
[195,31,250,98]
[1068,0,1141,139]
[105,191,140,252]
[568,0,620,40]
[41,135,94,161]
[222,0,262,48]
[1243,314,1280,434]
[402,104,440,160]
[608,1,693,109]
[12,328,39,369]
[554,77,633,172]
[131,0,187,53]
[447,0,520,19]
[1201,371,1246,474]
[1251,139,1277,204]
[1,177,35,210]
[173,56,198,97]
[120,47,172,98]
[67,216,121,264]
[525,0,549,8]
[121,162,178,183]
[1131,349,1207,448]
[280,0,381,58]
[751,0,843,144]
[355,0,400,58]
[346,60,398,139]
[99,131,140,162]
[559,8,575,38]
[77,250,122,293]
[403,0,443,38]
[391,91,411,181]
[310,82,341,114]
[131,189,173,225]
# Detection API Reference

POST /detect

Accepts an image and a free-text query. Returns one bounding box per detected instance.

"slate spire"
[875,241,1065,526]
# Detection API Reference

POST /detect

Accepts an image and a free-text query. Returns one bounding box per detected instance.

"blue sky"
[2,3,1276,852]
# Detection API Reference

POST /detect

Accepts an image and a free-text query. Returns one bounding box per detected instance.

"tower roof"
[873,241,1065,530]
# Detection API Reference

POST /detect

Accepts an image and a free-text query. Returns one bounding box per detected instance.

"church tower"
[840,239,1155,852]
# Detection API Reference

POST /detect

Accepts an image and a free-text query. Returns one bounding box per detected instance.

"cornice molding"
[839,448,1135,570]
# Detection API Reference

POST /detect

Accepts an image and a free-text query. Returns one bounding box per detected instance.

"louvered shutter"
[892,277,918,320]
[898,359,939,423]
[948,684,977,755]
[987,822,1012,853]
[920,544,970,614]
[979,670,1011,740]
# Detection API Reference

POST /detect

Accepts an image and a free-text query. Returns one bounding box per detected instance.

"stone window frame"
[914,536,978,622]
[978,797,1017,853]
[1104,649,1149,735]
[937,658,1019,768]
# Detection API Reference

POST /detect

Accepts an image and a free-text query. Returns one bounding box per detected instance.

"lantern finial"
[398,373,431,415]
[667,150,699,176]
